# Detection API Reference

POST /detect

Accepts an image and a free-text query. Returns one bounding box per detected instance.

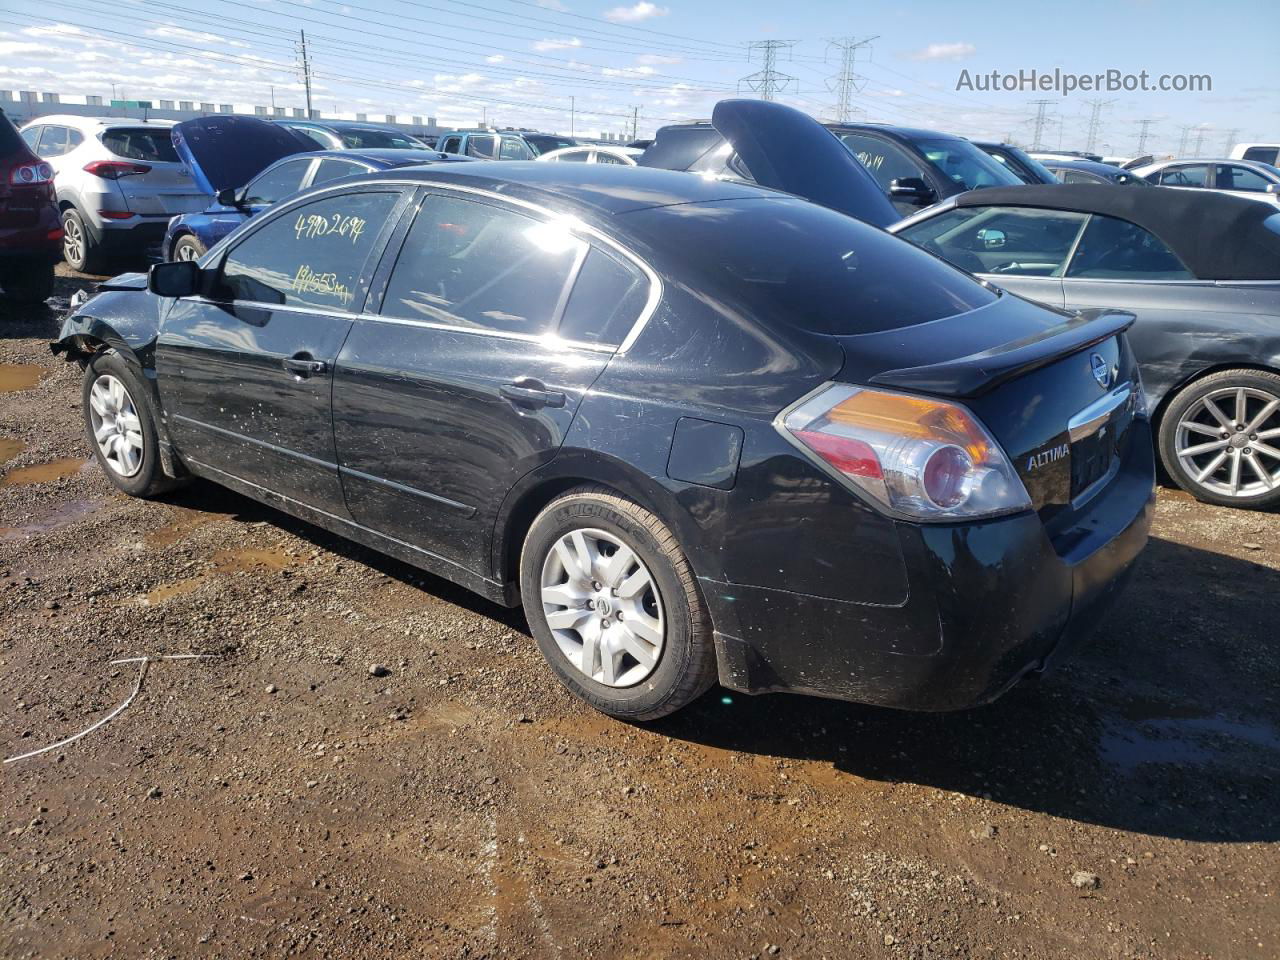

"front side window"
[1215,164,1271,193]
[102,128,181,163]
[243,158,314,206]
[558,247,648,345]
[898,205,1088,277]
[1066,215,1193,280]
[219,191,399,310]
[311,158,368,186]
[381,193,585,336]
[838,132,929,192]
[441,136,462,154]
[35,126,69,158]
[465,135,497,159]
[1154,164,1207,187]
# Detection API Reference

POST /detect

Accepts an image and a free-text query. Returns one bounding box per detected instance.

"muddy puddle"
[0,437,26,463]
[0,498,105,541]
[0,458,90,488]
[128,545,294,607]
[0,364,43,394]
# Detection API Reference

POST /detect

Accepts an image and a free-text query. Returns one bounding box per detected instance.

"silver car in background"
[19,115,209,272]
[1133,157,1280,205]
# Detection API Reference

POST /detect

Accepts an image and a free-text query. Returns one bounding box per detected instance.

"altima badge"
[1091,353,1114,390]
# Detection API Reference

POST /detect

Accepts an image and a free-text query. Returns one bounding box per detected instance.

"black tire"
[519,485,717,720]
[1157,368,1280,509]
[171,234,206,262]
[62,207,106,274]
[81,350,184,498]
[0,258,55,304]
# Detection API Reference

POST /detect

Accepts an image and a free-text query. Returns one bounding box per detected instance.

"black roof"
[953,184,1280,281]
[360,160,770,216]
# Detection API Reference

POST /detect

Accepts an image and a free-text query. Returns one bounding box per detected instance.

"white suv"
[19,116,210,272]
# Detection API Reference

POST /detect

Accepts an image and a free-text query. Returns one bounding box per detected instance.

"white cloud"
[603,2,668,23]
[636,53,682,65]
[533,36,582,51]
[906,42,976,62]
[536,0,568,9]
[601,65,656,77]
[485,54,505,63]
[146,26,250,49]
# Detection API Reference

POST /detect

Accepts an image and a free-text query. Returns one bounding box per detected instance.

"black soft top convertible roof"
[952,184,1280,281]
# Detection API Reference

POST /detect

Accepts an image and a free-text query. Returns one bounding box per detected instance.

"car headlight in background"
[778,383,1033,521]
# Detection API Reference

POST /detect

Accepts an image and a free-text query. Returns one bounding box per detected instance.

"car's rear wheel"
[0,257,55,304]
[1158,368,1280,508]
[62,208,105,274]
[82,350,183,498]
[519,485,716,720]
[172,235,206,262]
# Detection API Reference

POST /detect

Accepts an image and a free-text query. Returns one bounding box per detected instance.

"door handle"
[282,355,328,378]
[500,379,566,409]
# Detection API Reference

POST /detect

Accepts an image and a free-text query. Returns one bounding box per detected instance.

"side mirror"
[149,260,201,298]
[977,227,1007,249]
[889,176,937,204]
[216,186,243,208]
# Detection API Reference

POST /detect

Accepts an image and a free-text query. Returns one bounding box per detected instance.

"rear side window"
[35,126,69,158]
[1153,164,1207,187]
[219,191,399,310]
[1215,164,1271,193]
[838,132,927,190]
[102,128,180,163]
[381,193,585,336]
[559,247,649,346]
[1058,169,1105,185]
[312,158,368,185]
[499,137,533,160]
[1066,215,1193,280]
[466,135,497,159]
[243,158,313,205]
[628,197,996,336]
[19,125,40,150]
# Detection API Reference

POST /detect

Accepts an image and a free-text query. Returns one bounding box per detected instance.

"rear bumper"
[0,204,63,261]
[703,420,1156,711]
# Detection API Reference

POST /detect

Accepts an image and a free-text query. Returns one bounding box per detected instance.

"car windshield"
[1001,146,1059,184]
[524,134,578,155]
[624,196,997,336]
[918,138,1022,191]
[102,128,180,163]
[336,127,423,149]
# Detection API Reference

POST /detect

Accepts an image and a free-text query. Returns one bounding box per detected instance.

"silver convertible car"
[892,184,1280,509]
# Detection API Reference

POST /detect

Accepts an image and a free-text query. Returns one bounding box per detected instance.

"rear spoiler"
[869,309,1135,398]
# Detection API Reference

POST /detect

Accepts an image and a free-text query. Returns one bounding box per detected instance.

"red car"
[0,108,62,304]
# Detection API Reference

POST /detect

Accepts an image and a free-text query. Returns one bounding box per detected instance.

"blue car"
[163,116,462,261]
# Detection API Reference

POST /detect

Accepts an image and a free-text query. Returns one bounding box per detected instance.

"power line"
[1028,99,1055,151]
[739,40,798,101]
[825,36,875,122]
[1222,128,1240,154]
[1177,124,1194,156]
[1191,124,1208,157]
[1082,98,1116,153]
[1135,118,1156,153]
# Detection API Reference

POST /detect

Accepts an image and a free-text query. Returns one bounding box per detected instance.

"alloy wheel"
[1175,386,1280,498]
[88,374,145,477]
[540,528,665,687]
[63,214,84,267]
[175,241,200,261]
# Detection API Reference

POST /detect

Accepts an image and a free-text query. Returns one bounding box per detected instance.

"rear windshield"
[524,134,578,155]
[102,128,180,163]
[623,197,996,335]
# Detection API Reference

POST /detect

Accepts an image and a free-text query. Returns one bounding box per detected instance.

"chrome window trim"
[193,176,663,356]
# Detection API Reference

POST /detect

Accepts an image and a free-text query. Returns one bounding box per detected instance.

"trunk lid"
[171,116,317,197]
[710,99,900,227]
[835,293,1142,529]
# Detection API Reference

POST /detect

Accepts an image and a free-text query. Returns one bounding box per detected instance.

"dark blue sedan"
[163,116,462,261]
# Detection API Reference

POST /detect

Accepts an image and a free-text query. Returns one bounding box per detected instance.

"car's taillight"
[778,383,1032,521]
[8,161,54,184]
[83,160,151,179]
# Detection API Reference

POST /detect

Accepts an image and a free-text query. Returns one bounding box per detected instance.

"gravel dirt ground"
[2,265,1278,959]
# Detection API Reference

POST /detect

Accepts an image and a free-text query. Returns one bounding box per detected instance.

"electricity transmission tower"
[1192,124,1208,156]
[295,30,314,118]
[1177,125,1194,156]
[1222,128,1240,154]
[1135,118,1156,153]
[739,40,798,101]
[1083,98,1116,152]
[825,36,876,122]
[1028,99,1056,150]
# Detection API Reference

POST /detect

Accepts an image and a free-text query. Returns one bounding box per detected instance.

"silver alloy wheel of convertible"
[1175,385,1280,497]
[88,374,145,477]
[63,213,84,267]
[540,527,665,687]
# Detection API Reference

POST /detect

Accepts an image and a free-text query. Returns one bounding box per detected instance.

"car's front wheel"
[82,350,184,498]
[519,485,716,720]
[1158,368,1280,508]
[171,235,206,262]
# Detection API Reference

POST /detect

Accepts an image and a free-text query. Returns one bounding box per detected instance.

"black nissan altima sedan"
[52,160,1155,720]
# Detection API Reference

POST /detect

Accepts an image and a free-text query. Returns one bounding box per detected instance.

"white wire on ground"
[3,654,218,765]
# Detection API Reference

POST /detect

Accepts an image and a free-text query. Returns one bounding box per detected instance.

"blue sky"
[3,0,1276,154]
